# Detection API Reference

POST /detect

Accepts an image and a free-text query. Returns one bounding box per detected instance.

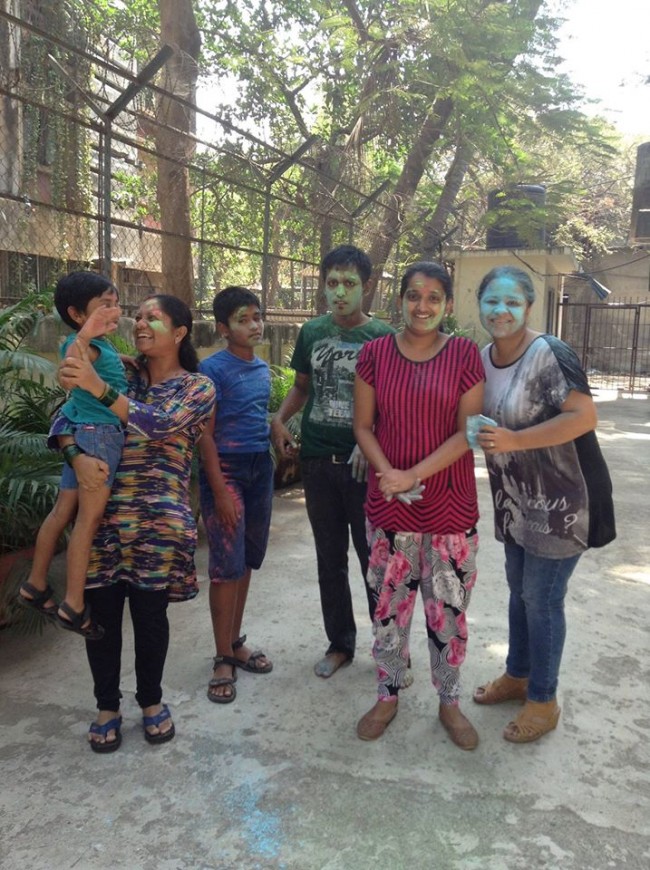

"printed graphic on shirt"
[309,336,362,426]
[483,337,589,556]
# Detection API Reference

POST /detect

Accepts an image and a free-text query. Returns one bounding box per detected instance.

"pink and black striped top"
[356,334,484,534]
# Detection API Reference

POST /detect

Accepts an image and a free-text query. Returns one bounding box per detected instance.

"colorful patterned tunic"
[54,370,216,600]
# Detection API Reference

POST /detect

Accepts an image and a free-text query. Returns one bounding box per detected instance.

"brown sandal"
[473,673,528,705]
[438,704,479,750]
[503,699,560,743]
[357,700,398,741]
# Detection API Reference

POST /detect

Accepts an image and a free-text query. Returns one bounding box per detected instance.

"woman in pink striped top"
[353,262,485,749]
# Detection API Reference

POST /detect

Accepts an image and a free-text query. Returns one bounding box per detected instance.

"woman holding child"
[58,294,215,752]
[353,261,485,749]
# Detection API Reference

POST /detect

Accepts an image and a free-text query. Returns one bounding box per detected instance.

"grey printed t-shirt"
[482,335,615,558]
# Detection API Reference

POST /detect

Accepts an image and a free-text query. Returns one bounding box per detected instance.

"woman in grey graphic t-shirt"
[470,266,615,744]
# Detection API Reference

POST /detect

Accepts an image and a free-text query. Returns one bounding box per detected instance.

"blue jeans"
[60,422,125,489]
[200,451,274,581]
[504,542,581,702]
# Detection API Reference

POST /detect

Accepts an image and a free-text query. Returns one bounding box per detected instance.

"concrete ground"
[0,396,649,870]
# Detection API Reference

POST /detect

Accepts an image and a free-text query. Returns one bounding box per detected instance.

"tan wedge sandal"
[473,673,528,705]
[503,699,560,743]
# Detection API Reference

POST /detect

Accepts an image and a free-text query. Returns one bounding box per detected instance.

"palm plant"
[0,293,66,628]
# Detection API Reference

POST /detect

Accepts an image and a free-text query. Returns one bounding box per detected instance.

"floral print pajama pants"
[367,525,478,705]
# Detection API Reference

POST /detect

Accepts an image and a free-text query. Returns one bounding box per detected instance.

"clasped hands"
[376,468,424,505]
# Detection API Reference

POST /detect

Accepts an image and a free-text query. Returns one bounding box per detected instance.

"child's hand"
[216,489,240,528]
[79,304,122,340]
[120,354,140,371]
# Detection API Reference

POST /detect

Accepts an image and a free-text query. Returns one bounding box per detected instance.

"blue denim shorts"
[200,451,274,582]
[60,423,125,490]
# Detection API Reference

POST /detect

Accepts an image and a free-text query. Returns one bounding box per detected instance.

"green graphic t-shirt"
[291,314,394,458]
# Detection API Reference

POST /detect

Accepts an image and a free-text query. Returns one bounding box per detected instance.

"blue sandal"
[143,704,175,745]
[88,715,122,754]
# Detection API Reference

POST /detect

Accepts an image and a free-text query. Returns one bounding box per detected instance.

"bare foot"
[314,652,351,678]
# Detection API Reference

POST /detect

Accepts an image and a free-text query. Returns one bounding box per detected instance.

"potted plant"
[0,293,66,630]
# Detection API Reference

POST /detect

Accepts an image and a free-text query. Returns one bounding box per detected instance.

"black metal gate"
[557,300,650,394]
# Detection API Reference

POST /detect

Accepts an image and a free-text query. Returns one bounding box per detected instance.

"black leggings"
[85,583,169,712]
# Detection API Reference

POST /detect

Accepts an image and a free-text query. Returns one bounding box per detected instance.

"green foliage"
[443,314,470,338]
[26,1,631,301]
[268,365,296,414]
[267,363,301,471]
[193,0,621,281]
[0,295,65,556]
[449,116,634,259]
[20,3,96,212]
[106,332,137,357]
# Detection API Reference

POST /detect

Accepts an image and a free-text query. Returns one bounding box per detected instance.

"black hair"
[320,245,372,284]
[212,286,261,326]
[143,294,200,373]
[54,271,117,330]
[477,266,535,305]
[400,261,453,300]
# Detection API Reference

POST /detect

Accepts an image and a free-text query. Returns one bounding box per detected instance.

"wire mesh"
[0,4,398,317]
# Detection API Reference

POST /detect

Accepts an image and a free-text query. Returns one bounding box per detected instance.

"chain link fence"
[0,3,400,321]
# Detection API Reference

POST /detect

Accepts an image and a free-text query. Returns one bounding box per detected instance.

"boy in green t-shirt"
[271,245,394,678]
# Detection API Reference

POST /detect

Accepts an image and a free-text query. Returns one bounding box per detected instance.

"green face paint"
[324,267,364,317]
[143,300,169,332]
[402,274,448,334]
[226,304,264,350]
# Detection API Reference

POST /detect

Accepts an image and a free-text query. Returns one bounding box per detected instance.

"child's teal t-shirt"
[59,335,128,425]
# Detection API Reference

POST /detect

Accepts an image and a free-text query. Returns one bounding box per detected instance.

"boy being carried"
[19,271,127,638]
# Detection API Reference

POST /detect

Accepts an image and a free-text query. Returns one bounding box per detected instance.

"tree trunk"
[364,97,454,311]
[363,0,543,310]
[156,0,201,305]
[420,140,473,259]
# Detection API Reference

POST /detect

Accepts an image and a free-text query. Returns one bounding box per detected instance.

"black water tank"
[630,142,650,243]
[486,184,547,250]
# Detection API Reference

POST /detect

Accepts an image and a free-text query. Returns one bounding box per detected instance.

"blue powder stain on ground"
[229,782,284,862]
